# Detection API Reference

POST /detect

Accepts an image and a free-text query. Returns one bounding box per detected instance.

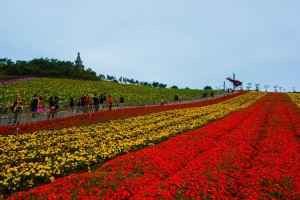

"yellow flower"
[28,179,34,186]
[24,171,30,176]
[50,176,55,182]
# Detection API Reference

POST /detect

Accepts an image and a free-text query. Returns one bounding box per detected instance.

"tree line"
[0,57,172,88]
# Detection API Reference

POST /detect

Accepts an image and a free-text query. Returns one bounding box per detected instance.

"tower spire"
[75,52,84,70]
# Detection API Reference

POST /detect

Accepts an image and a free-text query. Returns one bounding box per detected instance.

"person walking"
[30,94,38,118]
[93,94,99,112]
[54,96,60,116]
[108,94,113,110]
[119,95,124,107]
[83,94,90,113]
[9,96,23,124]
[75,96,81,114]
[80,95,85,113]
[69,97,74,109]
[47,97,56,119]
[99,94,104,111]
[37,96,43,113]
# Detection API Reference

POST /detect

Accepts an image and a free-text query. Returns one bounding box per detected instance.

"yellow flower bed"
[287,93,300,108]
[0,92,265,192]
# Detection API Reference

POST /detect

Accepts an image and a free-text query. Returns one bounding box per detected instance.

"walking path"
[0,92,234,127]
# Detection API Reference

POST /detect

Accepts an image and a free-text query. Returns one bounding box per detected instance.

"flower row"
[288,92,300,108]
[9,93,300,199]
[1,92,264,196]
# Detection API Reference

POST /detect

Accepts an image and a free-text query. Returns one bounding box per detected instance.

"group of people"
[8,94,43,124]
[30,94,44,118]
[73,94,124,114]
[8,93,125,124]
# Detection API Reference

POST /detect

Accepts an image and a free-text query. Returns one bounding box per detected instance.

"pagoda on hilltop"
[75,52,84,71]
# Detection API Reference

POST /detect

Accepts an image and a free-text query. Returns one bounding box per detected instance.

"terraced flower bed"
[1,92,263,198]
[7,92,300,199]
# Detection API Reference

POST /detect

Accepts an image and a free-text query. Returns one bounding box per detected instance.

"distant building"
[75,52,84,71]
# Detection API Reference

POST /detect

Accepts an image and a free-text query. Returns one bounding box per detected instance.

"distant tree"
[111,76,117,82]
[139,81,145,86]
[128,78,135,84]
[144,82,150,86]
[171,85,178,89]
[98,74,106,80]
[12,60,27,76]
[2,57,100,80]
[140,81,150,86]
[106,75,116,82]
[204,86,212,90]
[152,82,159,87]
[0,58,14,66]
[122,77,129,84]
[86,68,93,72]
[119,76,123,83]
[84,68,97,79]
[158,83,167,88]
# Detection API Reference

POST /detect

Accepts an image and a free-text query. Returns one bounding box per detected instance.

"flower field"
[0,91,263,198]
[0,78,210,107]
[2,92,300,199]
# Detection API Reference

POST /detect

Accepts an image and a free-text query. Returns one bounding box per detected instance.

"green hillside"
[0,78,215,107]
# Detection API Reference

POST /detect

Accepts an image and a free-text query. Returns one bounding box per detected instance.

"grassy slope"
[0,78,215,107]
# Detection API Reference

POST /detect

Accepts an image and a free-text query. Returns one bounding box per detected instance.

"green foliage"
[1,58,98,80]
[204,86,212,90]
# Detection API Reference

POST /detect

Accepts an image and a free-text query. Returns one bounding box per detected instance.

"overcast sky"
[1,0,299,91]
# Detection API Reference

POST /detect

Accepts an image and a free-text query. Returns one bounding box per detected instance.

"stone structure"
[75,52,84,71]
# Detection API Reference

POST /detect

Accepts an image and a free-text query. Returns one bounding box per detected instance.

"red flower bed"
[139,93,300,199]
[1,92,244,135]
[9,93,300,199]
